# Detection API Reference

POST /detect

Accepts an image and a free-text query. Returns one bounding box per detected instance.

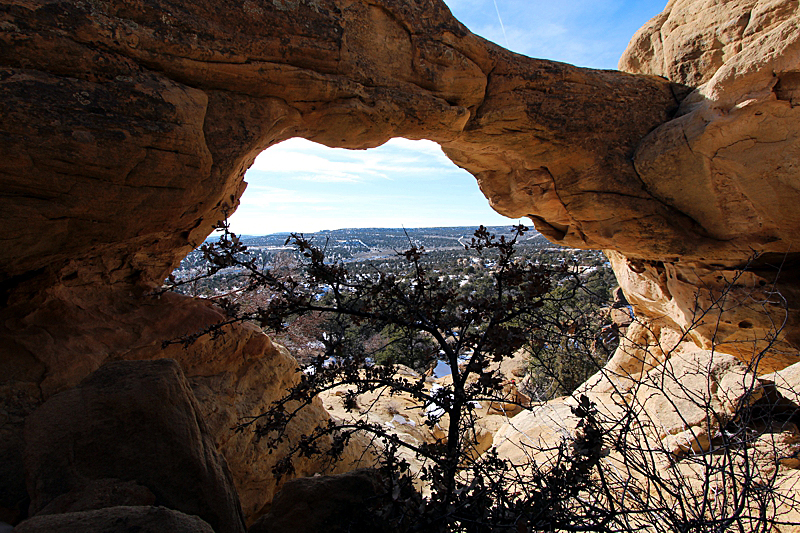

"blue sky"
[229,0,668,235]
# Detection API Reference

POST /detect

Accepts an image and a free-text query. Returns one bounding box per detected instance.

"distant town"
[170,225,614,303]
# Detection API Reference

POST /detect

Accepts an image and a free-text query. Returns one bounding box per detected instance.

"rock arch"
[1,0,800,524]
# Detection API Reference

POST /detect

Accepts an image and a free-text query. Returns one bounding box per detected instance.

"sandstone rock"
[13,506,214,533]
[248,469,387,533]
[472,414,508,456]
[774,471,800,532]
[0,287,355,525]
[488,349,530,383]
[633,348,762,454]
[580,318,680,394]
[486,380,528,417]
[0,0,680,512]
[620,0,798,87]
[1,0,799,525]
[317,366,521,478]
[0,0,682,305]
[614,0,800,372]
[190,343,373,522]
[23,359,245,533]
[492,400,579,468]
[0,381,40,523]
[760,360,800,407]
[608,251,800,374]
[36,479,156,516]
[752,422,800,471]
[319,373,435,479]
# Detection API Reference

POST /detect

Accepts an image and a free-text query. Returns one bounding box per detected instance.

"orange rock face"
[612,0,800,371]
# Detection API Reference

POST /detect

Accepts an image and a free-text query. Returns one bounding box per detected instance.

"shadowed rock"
[13,506,215,533]
[23,359,246,533]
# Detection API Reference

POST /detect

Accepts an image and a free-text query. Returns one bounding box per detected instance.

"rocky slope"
[1,0,799,529]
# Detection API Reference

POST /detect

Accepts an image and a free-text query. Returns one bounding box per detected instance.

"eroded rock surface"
[611,0,800,370]
[23,359,246,533]
[0,0,683,302]
[1,0,800,526]
[13,506,215,533]
[0,0,683,521]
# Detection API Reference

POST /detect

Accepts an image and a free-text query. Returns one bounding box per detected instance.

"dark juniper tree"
[165,221,798,533]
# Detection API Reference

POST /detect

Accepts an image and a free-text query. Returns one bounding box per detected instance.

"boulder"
[13,506,214,533]
[248,469,387,533]
[0,288,366,525]
[492,400,579,468]
[633,348,762,454]
[23,359,245,533]
[35,479,156,517]
[620,0,798,87]
[580,318,680,395]
[190,343,374,521]
[775,471,800,533]
[319,371,434,480]
[760,360,800,407]
[752,422,800,471]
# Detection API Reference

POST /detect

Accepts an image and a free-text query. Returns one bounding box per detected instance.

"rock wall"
[1,0,799,528]
[614,0,800,371]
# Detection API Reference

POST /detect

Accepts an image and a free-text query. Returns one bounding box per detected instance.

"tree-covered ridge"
[171,226,613,301]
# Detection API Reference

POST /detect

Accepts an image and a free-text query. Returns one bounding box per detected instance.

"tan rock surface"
[0,0,680,518]
[319,367,439,478]
[497,347,763,463]
[189,343,373,521]
[760,360,800,405]
[579,318,681,394]
[609,0,800,372]
[620,0,799,87]
[606,248,800,374]
[0,287,365,524]
[0,0,683,303]
[492,400,579,468]
[775,471,800,532]
[632,347,762,454]
[23,359,246,533]
[13,506,215,533]
[318,365,523,476]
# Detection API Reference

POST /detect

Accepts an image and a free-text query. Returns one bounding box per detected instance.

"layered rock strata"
[614,0,800,370]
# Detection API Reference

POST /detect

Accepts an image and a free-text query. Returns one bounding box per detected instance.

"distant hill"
[209,226,551,251]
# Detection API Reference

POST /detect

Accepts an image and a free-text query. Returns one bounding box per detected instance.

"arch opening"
[228,137,517,235]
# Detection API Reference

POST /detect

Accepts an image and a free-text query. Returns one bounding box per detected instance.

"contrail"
[492,0,509,48]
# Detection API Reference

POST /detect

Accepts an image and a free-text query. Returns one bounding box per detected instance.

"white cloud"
[250,141,389,183]
[249,138,463,183]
